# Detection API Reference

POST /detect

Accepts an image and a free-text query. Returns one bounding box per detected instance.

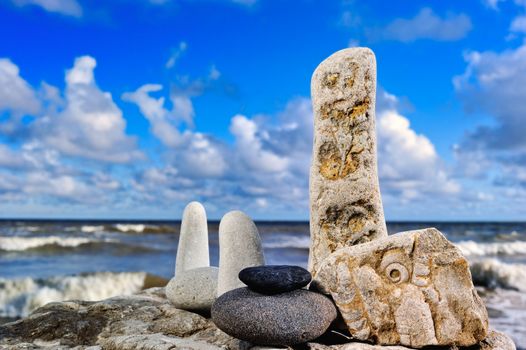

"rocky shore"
[0,48,518,350]
[0,287,515,350]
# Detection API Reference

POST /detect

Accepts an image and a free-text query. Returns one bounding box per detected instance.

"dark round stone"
[238,265,311,294]
[211,287,337,346]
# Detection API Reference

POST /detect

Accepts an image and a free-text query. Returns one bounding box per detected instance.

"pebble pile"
[212,265,337,345]
[166,204,264,313]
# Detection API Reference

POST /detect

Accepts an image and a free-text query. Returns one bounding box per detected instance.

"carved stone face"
[312,228,488,348]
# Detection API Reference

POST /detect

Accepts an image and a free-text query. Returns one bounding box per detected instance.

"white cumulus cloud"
[35,56,143,163]
[0,59,40,116]
[122,84,192,148]
[376,92,460,201]
[230,114,289,174]
[454,43,526,199]
[11,0,82,17]
[371,7,472,42]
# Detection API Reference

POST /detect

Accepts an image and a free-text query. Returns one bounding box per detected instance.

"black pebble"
[238,265,312,295]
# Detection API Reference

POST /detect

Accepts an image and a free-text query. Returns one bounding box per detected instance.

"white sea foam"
[80,225,105,233]
[456,240,526,256]
[114,224,146,233]
[0,236,98,251]
[470,259,526,291]
[263,235,311,249]
[481,287,526,346]
[0,272,147,318]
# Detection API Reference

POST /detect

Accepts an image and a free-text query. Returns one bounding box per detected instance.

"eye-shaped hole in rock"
[384,262,409,284]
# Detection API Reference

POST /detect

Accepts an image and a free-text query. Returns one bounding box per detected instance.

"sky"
[0,0,526,220]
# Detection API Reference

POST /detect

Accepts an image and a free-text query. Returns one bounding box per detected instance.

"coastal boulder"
[211,287,337,345]
[312,228,489,348]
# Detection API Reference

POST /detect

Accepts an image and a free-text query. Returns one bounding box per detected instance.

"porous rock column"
[309,48,388,275]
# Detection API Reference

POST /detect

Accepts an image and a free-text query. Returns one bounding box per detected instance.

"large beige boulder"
[312,228,489,348]
[309,47,387,276]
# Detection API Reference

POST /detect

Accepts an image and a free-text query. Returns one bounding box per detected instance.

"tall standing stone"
[217,211,265,296]
[175,201,209,276]
[168,201,217,312]
[309,48,388,275]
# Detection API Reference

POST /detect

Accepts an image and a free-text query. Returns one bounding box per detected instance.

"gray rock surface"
[312,228,489,348]
[307,330,515,350]
[211,287,337,345]
[309,47,388,276]
[217,211,265,296]
[0,288,514,350]
[175,201,209,276]
[0,288,250,350]
[165,266,218,312]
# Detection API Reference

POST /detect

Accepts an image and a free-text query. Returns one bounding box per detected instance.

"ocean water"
[1,220,525,347]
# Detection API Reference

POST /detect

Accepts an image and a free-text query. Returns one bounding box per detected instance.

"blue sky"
[1,0,526,220]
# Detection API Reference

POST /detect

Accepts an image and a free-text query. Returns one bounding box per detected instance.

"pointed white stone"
[175,201,209,276]
[217,210,265,296]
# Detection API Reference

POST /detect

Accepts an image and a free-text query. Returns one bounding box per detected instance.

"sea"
[1,220,525,348]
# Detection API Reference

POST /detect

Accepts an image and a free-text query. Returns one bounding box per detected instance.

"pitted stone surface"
[312,228,489,348]
[307,330,515,350]
[309,47,387,276]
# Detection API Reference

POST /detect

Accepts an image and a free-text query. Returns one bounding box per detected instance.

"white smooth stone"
[175,201,209,276]
[217,210,265,296]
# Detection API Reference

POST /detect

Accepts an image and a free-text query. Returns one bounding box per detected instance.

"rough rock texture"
[239,265,311,294]
[312,228,489,348]
[166,266,218,312]
[211,287,337,345]
[218,211,265,296]
[175,201,209,276]
[0,288,250,350]
[307,330,515,350]
[0,288,513,350]
[309,47,387,276]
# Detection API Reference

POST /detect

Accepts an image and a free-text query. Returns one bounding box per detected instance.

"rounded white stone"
[175,201,209,276]
[166,266,218,312]
[217,210,265,296]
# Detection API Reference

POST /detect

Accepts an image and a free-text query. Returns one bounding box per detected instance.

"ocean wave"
[470,259,526,291]
[0,272,150,318]
[79,224,175,234]
[263,235,311,249]
[0,236,101,252]
[456,240,526,256]
[114,224,147,233]
[80,225,105,233]
[112,224,176,234]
